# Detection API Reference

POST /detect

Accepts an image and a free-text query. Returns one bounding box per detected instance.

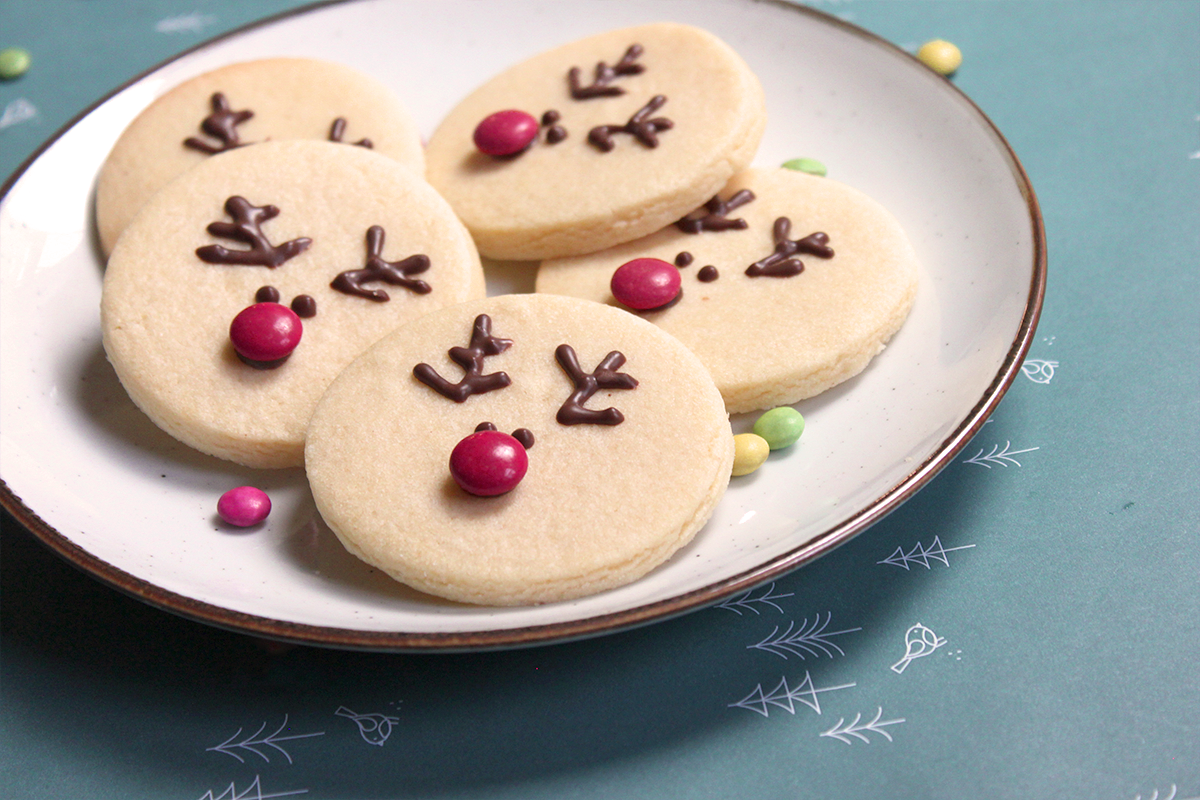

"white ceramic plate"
[0,0,1043,650]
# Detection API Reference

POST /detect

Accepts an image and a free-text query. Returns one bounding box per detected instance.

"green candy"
[0,48,31,80]
[781,157,826,177]
[753,406,805,450]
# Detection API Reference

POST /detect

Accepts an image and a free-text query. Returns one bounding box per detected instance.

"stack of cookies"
[98,24,918,606]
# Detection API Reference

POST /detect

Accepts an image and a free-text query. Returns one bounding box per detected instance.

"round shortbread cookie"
[102,140,484,469]
[96,57,425,256]
[305,293,734,606]
[536,168,920,413]
[424,22,765,261]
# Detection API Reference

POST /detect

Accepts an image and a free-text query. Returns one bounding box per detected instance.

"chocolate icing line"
[745,217,834,278]
[676,190,756,234]
[183,92,252,154]
[331,225,431,301]
[195,196,311,268]
[568,44,645,100]
[413,314,513,402]
[328,117,373,148]
[554,344,638,426]
[588,95,672,152]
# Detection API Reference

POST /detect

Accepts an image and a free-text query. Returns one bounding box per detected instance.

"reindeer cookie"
[305,293,733,606]
[536,167,920,413]
[96,58,425,256]
[101,140,484,468]
[424,22,765,261]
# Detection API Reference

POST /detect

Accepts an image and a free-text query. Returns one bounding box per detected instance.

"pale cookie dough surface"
[424,22,765,261]
[536,168,920,413]
[102,140,484,469]
[305,294,734,606]
[96,57,425,256]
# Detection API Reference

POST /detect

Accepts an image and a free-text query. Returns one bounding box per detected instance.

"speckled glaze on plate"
[0,0,1044,651]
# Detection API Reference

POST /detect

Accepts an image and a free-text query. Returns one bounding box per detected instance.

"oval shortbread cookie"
[536,167,920,413]
[96,57,425,256]
[305,294,734,606]
[425,22,765,261]
[101,140,484,468]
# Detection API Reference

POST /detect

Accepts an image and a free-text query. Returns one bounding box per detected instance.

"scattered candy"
[753,406,805,450]
[0,48,31,81]
[610,258,682,310]
[450,430,529,496]
[917,39,962,76]
[217,486,272,526]
[782,157,826,177]
[473,110,540,156]
[229,302,303,366]
[732,433,770,476]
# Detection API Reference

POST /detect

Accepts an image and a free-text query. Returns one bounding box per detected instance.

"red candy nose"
[473,110,539,156]
[610,258,682,310]
[230,302,303,364]
[450,430,529,496]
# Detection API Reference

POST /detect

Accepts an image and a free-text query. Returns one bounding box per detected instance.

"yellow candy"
[732,433,770,476]
[917,39,962,76]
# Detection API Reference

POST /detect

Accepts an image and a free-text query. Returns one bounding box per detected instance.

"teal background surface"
[2,1,1197,798]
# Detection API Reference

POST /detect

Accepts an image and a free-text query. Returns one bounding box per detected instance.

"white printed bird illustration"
[336,706,400,746]
[890,623,946,673]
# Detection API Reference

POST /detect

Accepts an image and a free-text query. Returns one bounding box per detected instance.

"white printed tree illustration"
[962,440,1039,468]
[820,707,906,745]
[715,582,794,615]
[205,715,325,764]
[196,775,308,800]
[878,536,976,570]
[746,613,862,659]
[728,670,856,717]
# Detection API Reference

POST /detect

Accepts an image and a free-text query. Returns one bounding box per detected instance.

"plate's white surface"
[0,0,1042,648]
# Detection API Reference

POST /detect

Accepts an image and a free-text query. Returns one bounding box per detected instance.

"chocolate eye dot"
[291,294,317,318]
[255,285,281,303]
[229,302,303,367]
[610,258,682,310]
[473,110,539,156]
[449,430,529,496]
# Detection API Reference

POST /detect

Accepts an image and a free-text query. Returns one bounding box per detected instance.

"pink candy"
[610,258,682,310]
[229,302,302,364]
[449,430,528,496]
[473,110,539,156]
[217,486,271,527]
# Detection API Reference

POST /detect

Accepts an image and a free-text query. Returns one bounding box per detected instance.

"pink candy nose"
[217,486,272,527]
[473,110,540,156]
[229,302,303,365]
[450,430,529,496]
[610,258,682,310]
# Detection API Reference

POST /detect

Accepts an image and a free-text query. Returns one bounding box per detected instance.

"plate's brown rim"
[0,0,1046,653]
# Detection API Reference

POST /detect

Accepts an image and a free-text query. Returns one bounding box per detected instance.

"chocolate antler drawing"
[331,226,431,301]
[745,217,834,277]
[555,344,638,425]
[588,95,673,152]
[413,314,513,402]
[328,117,373,148]
[195,196,311,268]
[184,93,253,154]
[568,44,645,99]
[676,190,757,233]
